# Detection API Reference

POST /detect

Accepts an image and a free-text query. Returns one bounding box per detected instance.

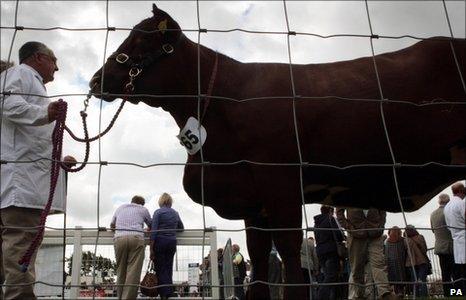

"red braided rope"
[18,99,90,271]
[18,86,129,271]
[64,99,126,143]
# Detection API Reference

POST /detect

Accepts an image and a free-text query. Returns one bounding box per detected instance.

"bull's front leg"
[245,215,272,300]
[271,205,306,300]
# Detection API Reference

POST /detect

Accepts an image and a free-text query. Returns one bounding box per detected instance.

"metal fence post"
[70,226,83,299]
[210,227,219,299]
[223,239,235,299]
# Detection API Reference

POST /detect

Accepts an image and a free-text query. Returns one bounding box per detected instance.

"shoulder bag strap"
[328,215,340,245]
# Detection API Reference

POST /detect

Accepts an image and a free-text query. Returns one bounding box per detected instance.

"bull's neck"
[162,39,220,130]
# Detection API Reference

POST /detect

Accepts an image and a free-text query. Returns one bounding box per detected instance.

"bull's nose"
[89,75,101,89]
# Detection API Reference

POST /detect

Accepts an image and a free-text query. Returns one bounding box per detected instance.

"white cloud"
[2,1,465,262]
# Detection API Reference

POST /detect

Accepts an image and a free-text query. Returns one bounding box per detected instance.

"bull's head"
[90,4,184,105]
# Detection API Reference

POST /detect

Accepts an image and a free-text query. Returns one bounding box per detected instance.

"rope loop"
[64,99,126,143]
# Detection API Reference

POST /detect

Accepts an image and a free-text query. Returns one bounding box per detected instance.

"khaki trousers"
[1,206,42,300]
[114,235,145,300]
[347,235,392,299]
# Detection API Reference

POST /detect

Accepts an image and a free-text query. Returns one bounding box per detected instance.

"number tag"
[177,117,207,155]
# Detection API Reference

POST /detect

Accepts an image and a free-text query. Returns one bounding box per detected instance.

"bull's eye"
[116,53,129,64]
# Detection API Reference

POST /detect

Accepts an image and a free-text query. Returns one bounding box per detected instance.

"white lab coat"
[444,195,466,264]
[1,64,65,212]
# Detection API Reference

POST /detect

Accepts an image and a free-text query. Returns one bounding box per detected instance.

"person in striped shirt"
[111,195,152,300]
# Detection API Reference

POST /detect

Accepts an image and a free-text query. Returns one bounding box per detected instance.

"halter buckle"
[116,53,129,64]
[162,44,174,54]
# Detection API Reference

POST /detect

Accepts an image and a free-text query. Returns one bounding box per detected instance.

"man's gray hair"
[19,41,50,63]
[438,193,450,205]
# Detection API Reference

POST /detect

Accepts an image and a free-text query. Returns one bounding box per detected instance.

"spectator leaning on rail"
[444,182,466,294]
[150,193,184,300]
[431,193,455,297]
[336,207,397,300]
[0,41,76,300]
[110,195,151,300]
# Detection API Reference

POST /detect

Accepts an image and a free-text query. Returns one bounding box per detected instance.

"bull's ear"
[152,3,157,15]
[158,19,167,34]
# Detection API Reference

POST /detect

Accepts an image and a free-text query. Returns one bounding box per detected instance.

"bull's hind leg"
[245,215,272,300]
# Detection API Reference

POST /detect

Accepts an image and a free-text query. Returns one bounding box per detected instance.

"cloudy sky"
[1,0,465,262]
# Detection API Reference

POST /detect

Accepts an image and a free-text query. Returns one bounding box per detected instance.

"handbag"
[335,241,348,259]
[140,261,158,297]
[412,236,433,275]
[426,260,433,275]
[422,250,433,275]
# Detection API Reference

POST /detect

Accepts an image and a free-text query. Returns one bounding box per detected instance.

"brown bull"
[90,4,466,299]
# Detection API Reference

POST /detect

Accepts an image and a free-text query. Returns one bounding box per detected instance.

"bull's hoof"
[246,282,270,300]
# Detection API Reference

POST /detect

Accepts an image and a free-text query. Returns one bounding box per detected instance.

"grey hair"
[19,41,51,63]
[438,194,450,205]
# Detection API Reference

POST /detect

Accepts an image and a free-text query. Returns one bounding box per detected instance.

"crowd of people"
[199,243,248,300]
[297,182,465,300]
[198,181,464,300]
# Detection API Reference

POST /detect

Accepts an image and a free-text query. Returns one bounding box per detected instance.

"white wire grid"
[1,0,465,299]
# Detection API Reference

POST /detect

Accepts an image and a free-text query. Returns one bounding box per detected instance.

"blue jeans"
[410,263,428,297]
[302,268,318,299]
[234,277,245,300]
[153,238,177,297]
[317,254,339,300]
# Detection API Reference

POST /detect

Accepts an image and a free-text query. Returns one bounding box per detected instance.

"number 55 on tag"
[177,117,207,155]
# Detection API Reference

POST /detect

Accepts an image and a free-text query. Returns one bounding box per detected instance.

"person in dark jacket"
[150,193,184,300]
[314,205,344,300]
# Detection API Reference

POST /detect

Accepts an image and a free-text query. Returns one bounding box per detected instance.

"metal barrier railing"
[37,227,219,299]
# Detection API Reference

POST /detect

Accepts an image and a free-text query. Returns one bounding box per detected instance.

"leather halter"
[200,52,218,123]
[107,33,218,124]
[108,34,181,92]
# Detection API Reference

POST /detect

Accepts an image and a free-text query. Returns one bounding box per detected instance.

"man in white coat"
[0,41,75,299]
[444,182,466,294]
